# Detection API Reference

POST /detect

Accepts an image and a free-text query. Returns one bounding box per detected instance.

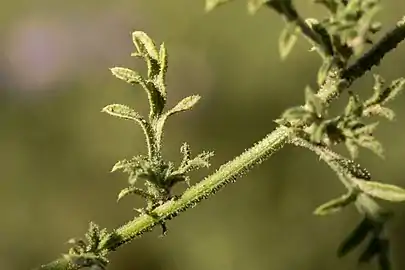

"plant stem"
[36,16,405,270]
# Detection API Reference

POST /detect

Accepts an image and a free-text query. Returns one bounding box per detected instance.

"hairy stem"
[36,16,405,270]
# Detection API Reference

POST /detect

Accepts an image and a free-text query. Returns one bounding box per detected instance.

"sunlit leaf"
[247,0,270,14]
[167,95,201,116]
[132,31,159,60]
[102,104,145,123]
[205,0,233,12]
[314,191,357,215]
[278,23,299,60]
[117,186,155,202]
[354,180,405,202]
[110,67,145,85]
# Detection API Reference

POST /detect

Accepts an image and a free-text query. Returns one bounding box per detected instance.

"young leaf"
[305,85,324,117]
[132,31,159,61]
[278,23,299,60]
[345,138,359,159]
[314,190,357,216]
[205,0,233,12]
[281,106,312,123]
[354,180,405,202]
[156,42,168,97]
[247,0,270,14]
[337,218,373,258]
[102,104,145,123]
[167,95,201,116]
[110,67,145,85]
[117,186,155,202]
[317,58,333,86]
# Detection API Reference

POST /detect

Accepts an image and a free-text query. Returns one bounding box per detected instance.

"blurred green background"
[1,1,405,270]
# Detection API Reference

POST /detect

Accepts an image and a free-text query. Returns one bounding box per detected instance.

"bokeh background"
[1,1,405,270]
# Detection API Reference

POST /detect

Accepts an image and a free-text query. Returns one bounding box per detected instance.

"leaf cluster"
[64,222,110,269]
[104,32,214,231]
[281,73,405,159]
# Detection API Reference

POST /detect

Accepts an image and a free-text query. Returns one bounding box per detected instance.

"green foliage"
[280,73,405,159]
[37,1,405,270]
[63,223,109,269]
[314,190,357,215]
[106,32,214,220]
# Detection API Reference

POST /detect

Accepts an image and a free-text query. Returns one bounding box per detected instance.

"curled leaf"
[314,191,357,216]
[132,31,159,60]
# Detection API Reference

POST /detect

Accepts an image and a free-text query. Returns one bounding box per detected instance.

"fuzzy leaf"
[156,42,168,97]
[167,95,201,116]
[110,67,145,85]
[117,186,155,202]
[132,31,159,60]
[102,104,145,123]
[344,92,363,117]
[355,134,384,159]
[314,191,357,215]
[278,23,298,60]
[247,0,269,14]
[317,58,333,86]
[354,180,405,202]
[178,151,215,174]
[364,105,395,121]
[305,85,324,117]
[205,0,233,12]
[282,106,311,122]
[337,218,374,258]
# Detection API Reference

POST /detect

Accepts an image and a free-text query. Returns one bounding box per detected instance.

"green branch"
[36,14,405,270]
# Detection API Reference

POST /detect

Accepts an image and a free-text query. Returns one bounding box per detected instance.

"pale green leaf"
[117,186,154,202]
[364,105,395,121]
[247,0,269,14]
[317,58,333,86]
[157,42,168,97]
[345,138,359,159]
[110,67,145,85]
[167,95,201,116]
[278,23,298,60]
[132,31,159,60]
[282,106,311,122]
[205,0,233,12]
[314,191,357,215]
[305,85,324,117]
[355,180,405,202]
[102,104,145,122]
